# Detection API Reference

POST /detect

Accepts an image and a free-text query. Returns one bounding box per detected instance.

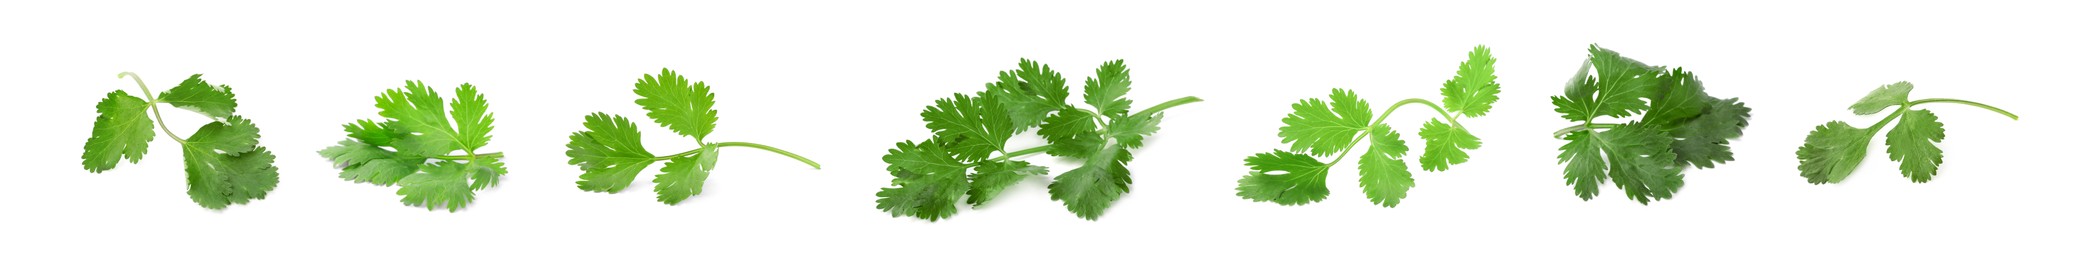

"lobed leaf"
[1885,109,1945,182]
[82,90,155,172]
[633,68,720,140]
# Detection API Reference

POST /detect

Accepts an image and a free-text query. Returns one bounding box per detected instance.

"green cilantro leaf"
[1358,126,1413,207]
[1235,150,1331,205]
[1416,118,1479,171]
[967,160,1046,207]
[1885,109,1945,182]
[562,68,819,205]
[1279,89,1372,156]
[82,90,154,173]
[157,74,238,119]
[323,81,504,211]
[1236,46,1498,208]
[569,113,657,193]
[82,73,278,210]
[1797,82,2014,184]
[1049,144,1133,220]
[923,93,1015,160]
[879,59,1199,221]
[1549,45,1748,204]
[654,148,716,205]
[1441,45,1500,117]
[1083,60,1134,118]
[1850,82,1913,115]
[633,68,719,141]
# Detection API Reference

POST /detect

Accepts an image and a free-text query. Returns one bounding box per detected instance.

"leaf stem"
[432,152,502,161]
[1378,98,1458,126]
[1132,96,1204,118]
[1551,123,1622,139]
[1908,98,2019,120]
[119,72,189,144]
[711,142,821,169]
[988,145,1052,162]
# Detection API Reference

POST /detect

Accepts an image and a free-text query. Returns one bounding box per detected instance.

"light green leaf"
[157,74,238,119]
[1235,150,1331,206]
[185,116,261,155]
[450,83,494,151]
[398,161,475,212]
[1110,113,1164,149]
[1441,45,1500,117]
[1279,89,1372,156]
[1416,119,1480,171]
[181,145,278,210]
[1049,144,1133,220]
[1886,109,1945,182]
[922,93,1014,160]
[881,139,969,179]
[967,160,1046,207]
[375,81,460,156]
[469,156,506,191]
[1359,126,1413,207]
[654,148,715,205]
[874,169,968,222]
[1558,131,1605,200]
[1850,82,1912,115]
[1038,108,1100,159]
[567,113,658,193]
[1557,45,1662,121]
[82,90,154,173]
[320,140,420,185]
[633,68,719,140]
[1083,60,1134,118]
[344,120,405,147]
[1796,121,1873,184]
[1599,124,1682,204]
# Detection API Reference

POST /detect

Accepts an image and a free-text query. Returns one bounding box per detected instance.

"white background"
[3,1,2071,259]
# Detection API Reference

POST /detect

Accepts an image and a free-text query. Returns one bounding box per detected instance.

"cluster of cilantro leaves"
[875,59,1201,221]
[565,68,821,205]
[1550,45,1752,204]
[82,73,280,210]
[1235,46,1499,207]
[319,82,505,212]
[1796,82,2018,184]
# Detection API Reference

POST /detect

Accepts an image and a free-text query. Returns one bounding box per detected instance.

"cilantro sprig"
[1796,82,2017,184]
[1549,45,1752,204]
[319,81,505,212]
[875,59,1201,221]
[565,68,820,205]
[1235,46,1499,207]
[82,72,280,210]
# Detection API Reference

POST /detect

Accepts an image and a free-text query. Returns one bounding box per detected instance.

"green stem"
[119,72,188,144]
[432,152,502,161]
[1908,98,2019,120]
[1378,98,1458,127]
[1551,123,1622,139]
[655,149,701,159]
[1132,96,1204,118]
[994,145,1052,160]
[712,142,820,169]
[1867,108,1908,132]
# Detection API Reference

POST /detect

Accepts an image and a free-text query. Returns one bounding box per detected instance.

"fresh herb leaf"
[876,59,1200,221]
[564,68,819,205]
[320,82,505,212]
[81,72,277,210]
[1796,82,2016,184]
[1549,45,1751,204]
[1235,46,1498,207]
